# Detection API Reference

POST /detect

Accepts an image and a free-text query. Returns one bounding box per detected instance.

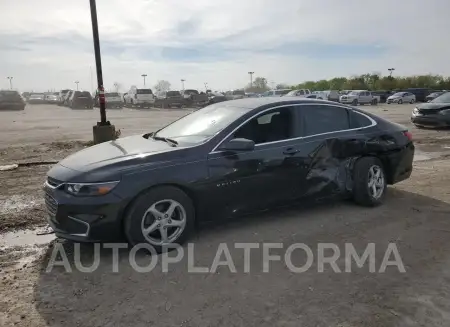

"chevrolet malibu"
[45,98,414,252]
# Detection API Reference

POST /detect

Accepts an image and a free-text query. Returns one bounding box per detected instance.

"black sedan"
[411,92,450,128]
[425,91,445,102]
[45,98,414,252]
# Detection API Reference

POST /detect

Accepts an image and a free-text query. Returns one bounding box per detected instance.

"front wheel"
[371,99,378,105]
[352,99,358,106]
[352,157,387,207]
[410,99,415,104]
[398,99,403,104]
[124,186,195,253]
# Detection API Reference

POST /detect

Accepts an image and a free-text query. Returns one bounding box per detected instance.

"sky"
[0,0,449,92]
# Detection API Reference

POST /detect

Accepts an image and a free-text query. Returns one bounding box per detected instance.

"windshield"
[232,90,245,95]
[106,92,119,97]
[431,92,450,103]
[392,92,405,97]
[275,89,291,95]
[167,91,181,96]
[154,104,249,144]
[137,89,152,94]
[348,91,360,96]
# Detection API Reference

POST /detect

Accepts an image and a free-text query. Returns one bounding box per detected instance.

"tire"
[352,99,358,106]
[410,99,415,104]
[352,157,387,207]
[371,99,378,105]
[398,99,403,104]
[124,186,195,253]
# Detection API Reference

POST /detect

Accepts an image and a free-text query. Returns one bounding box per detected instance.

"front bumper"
[386,98,400,104]
[411,113,450,127]
[340,98,356,104]
[44,181,126,242]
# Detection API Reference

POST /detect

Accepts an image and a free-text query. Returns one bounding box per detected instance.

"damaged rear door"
[291,103,374,200]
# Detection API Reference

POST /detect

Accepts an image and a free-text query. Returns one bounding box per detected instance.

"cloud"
[0,0,449,92]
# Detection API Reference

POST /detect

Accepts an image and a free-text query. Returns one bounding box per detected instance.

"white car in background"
[386,92,416,104]
[283,89,312,97]
[262,89,292,97]
[339,90,378,106]
[124,86,155,108]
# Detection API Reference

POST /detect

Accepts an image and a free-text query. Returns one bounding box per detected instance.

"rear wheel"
[352,157,387,207]
[124,186,195,253]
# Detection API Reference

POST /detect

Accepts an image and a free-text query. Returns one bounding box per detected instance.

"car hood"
[58,135,177,172]
[416,102,450,110]
[387,96,400,99]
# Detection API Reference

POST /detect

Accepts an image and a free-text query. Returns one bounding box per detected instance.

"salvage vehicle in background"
[181,89,209,107]
[68,91,94,109]
[124,87,155,108]
[155,91,184,108]
[44,97,414,252]
[262,89,292,97]
[0,90,25,110]
[225,89,246,100]
[339,90,378,106]
[206,92,227,105]
[411,91,450,128]
[57,89,70,106]
[404,88,431,102]
[27,93,46,104]
[45,94,59,104]
[62,90,74,106]
[371,90,392,103]
[321,90,340,102]
[386,92,416,104]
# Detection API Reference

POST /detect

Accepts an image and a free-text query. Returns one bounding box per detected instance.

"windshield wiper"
[151,135,178,147]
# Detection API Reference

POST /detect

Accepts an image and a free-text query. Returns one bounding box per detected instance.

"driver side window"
[232,107,295,145]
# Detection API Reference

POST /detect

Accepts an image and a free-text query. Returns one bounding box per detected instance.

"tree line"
[244,74,450,93]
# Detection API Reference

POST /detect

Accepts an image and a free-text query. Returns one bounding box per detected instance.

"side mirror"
[220,138,255,152]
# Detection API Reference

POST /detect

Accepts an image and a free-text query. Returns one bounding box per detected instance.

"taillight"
[403,131,413,141]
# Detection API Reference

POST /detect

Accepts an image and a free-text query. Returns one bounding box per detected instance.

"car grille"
[45,192,58,217]
[418,109,441,115]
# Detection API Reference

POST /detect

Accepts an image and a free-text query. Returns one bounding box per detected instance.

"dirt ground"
[1,103,450,326]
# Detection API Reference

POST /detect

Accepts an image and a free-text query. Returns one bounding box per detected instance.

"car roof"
[222,97,340,109]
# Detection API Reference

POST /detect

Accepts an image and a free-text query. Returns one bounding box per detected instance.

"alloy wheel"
[367,165,385,199]
[140,199,187,246]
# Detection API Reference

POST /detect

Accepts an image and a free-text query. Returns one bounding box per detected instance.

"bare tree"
[154,80,171,93]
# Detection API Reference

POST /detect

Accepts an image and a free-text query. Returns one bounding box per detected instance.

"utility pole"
[141,74,147,86]
[248,72,254,89]
[75,81,79,90]
[204,82,208,92]
[388,68,395,78]
[89,0,115,143]
[181,79,185,91]
[6,76,13,89]
[114,82,119,92]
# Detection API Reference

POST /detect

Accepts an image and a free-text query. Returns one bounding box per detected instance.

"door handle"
[283,147,298,155]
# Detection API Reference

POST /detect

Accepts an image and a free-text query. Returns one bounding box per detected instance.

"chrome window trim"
[209,103,377,154]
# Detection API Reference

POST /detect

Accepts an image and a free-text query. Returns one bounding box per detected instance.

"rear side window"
[349,110,373,128]
[137,89,153,94]
[301,105,350,136]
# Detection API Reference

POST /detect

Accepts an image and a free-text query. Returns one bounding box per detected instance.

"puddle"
[0,227,55,247]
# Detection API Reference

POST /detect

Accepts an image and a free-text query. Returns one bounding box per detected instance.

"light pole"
[181,79,185,90]
[6,77,13,89]
[248,72,254,89]
[141,74,147,86]
[89,0,115,143]
[388,68,395,78]
[114,82,118,92]
[75,81,79,90]
[204,82,208,91]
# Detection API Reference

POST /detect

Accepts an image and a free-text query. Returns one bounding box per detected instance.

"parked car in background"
[339,90,378,106]
[311,91,328,99]
[283,89,312,97]
[62,90,74,106]
[411,92,450,128]
[404,88,431,102]
[207,92,227,105]
[180,89,209,107]
[386,92,416,104]
[45,94,59,104]
[68,91,94,109]
[0,90,25,110]
[94,92,123,108]
[426,91,445,102]
[371,91,392,103]
[44,97,414,250]
[57,89,70,106]
[321,90,340,102]
[155,91,184,108]
[225,89,246,100]
[262,89,292,97]
[27,93,46,104]
[124,87,155,108]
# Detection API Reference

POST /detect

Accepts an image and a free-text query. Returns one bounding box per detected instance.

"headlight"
[439,109,450,115]
[65,181,119,196]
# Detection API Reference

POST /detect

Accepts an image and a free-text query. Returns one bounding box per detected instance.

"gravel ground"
[1,103,450,327]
